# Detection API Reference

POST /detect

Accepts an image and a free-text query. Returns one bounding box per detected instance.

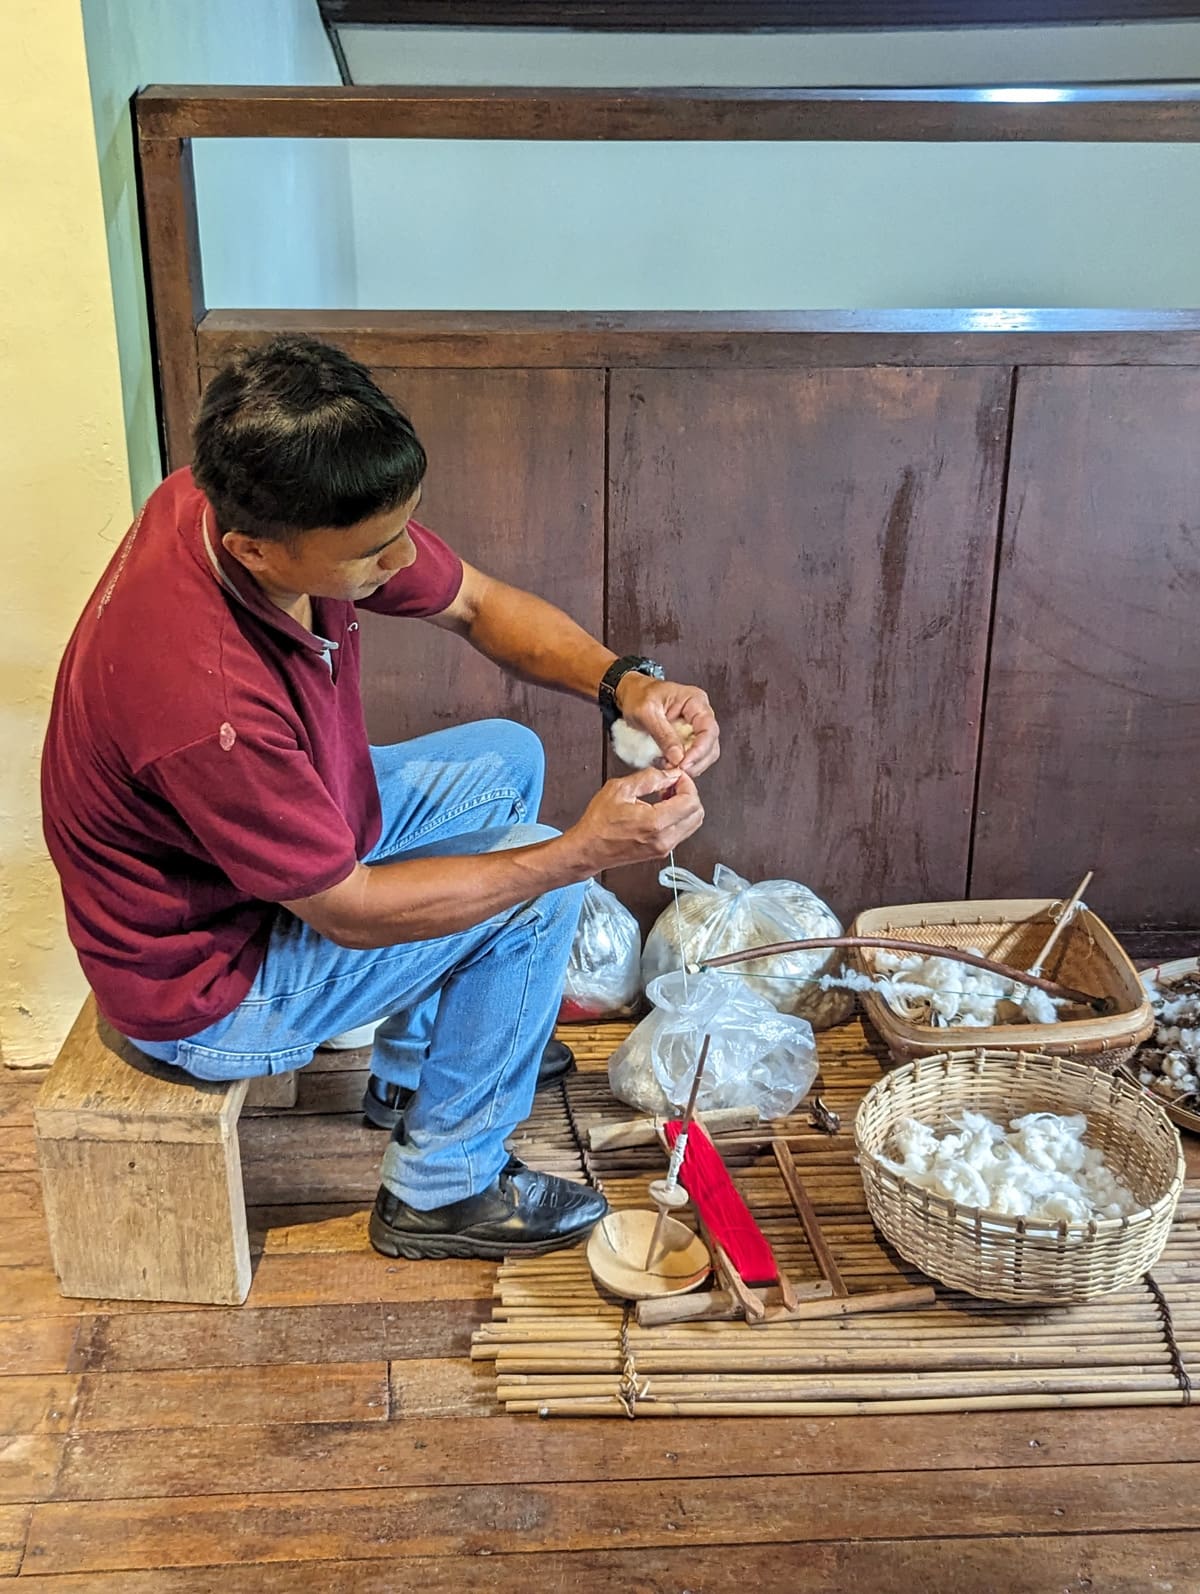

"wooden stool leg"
[36,1123,252,1305]
[244,1071,299,1110]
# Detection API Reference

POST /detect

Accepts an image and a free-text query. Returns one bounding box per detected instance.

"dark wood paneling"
[136,84,1200,144]
[324,0,1200,24]
[354,368,605,832]
[607,365,1011,926]
[199,310,1200,372]
[132,130,204,471]
[970,366,1200,926]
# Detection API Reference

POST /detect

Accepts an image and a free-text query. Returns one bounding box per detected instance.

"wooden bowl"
[586,1210,711,1301]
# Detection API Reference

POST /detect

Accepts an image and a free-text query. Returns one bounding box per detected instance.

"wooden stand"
[33,997,295,1305]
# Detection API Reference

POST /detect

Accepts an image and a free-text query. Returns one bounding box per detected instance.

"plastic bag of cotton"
[642,864,855,1031]
[559,879,642,1023]
[608,968,818,1120]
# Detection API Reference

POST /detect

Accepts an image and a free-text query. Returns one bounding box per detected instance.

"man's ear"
[222,530,269,572]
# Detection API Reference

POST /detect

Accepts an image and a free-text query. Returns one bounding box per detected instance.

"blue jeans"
[130,720,585,1209]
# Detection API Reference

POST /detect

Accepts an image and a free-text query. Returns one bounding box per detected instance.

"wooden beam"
[135,83,1200,144]
[133,122,204,470]
[197,308,1200,372]
[320,1,1200,29]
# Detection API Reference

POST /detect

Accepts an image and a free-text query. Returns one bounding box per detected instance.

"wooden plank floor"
[2,1028,1199,1592]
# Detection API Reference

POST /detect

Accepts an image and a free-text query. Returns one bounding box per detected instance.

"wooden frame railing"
[136,83,1200,467]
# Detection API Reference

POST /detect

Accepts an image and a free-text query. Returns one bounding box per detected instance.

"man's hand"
[615,672,721,777]
[567,767,705,872]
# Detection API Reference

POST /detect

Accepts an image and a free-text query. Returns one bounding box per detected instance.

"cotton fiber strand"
[822,948,1065,1028]
[881,1109,1139,1223]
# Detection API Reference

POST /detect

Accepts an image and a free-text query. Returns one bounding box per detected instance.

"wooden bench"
[33,996,298,1305]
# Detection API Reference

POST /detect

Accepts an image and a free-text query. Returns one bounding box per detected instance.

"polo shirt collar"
[195,503,338,657]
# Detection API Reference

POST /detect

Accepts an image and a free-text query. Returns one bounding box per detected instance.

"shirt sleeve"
[142,725,360,904]
[356,520,464,619]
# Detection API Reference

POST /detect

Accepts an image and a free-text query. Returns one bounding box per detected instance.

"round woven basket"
[855,1049,1184,1303]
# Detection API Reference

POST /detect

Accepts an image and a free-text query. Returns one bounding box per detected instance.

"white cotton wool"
[880,1109,1140,1224]
[1137,972,1200,1104]
[610,717,695,770]
[822,948,1068,1030]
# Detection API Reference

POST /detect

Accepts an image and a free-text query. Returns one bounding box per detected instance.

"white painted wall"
[81,0,355,503]
[313,24,1200,310]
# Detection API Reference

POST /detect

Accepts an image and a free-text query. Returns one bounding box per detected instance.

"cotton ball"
[610,717,695,770]
[1019,987,1062,1026]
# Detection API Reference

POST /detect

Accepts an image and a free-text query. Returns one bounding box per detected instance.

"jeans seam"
[404,786,527,846]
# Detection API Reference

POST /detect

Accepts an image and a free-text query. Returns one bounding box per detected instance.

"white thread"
[668,848,689,1002]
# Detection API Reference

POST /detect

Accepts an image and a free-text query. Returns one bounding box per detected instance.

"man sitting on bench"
[41,336,718,1261]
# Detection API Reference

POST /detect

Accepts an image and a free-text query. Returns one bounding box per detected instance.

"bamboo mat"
[474,1020,1200,1418]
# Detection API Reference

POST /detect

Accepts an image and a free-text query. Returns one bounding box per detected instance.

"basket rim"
[853,1047,1186,1238]
[846,901,1152,1049]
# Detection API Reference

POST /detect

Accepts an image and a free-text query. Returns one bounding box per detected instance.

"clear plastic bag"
[607,968,818,1120]
[642,864,855,1031]
[559,879,642,1023]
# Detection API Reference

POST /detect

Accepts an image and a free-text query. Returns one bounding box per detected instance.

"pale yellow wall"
[0,2,131,1065]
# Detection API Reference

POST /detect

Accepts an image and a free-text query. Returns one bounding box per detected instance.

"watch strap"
[599,655,664,726]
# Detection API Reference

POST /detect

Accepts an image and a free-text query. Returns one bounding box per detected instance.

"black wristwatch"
[598,655,665,727]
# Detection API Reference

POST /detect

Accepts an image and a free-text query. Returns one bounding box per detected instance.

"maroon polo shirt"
[42,468,463,1041]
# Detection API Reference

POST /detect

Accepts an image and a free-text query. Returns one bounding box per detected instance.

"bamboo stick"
[1028,871,1094,977]
[506,1390,1191,1417]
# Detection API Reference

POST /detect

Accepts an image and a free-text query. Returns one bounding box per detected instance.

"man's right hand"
[566,767,705,872]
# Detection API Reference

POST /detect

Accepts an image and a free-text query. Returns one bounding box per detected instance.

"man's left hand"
[615,672,721,778]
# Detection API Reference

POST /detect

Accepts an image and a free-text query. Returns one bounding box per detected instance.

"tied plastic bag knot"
[608,968,818,1120]
[559,879,642,1023]
[642,862,855,1032]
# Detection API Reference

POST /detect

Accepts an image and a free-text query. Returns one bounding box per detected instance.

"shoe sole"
[368,1209,602,1261]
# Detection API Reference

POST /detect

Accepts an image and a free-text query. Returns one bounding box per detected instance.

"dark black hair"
[192,335,427,541]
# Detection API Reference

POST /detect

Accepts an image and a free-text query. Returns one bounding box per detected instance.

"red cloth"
[663,1121,778,1286]
[41,468,463,1041]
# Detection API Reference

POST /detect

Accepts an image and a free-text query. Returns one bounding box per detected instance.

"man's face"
[224,488,424,604]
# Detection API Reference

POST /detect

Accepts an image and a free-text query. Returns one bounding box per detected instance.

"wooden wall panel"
[357,368,605,831]
[970,366,1200,926]
[607,366,1011,928]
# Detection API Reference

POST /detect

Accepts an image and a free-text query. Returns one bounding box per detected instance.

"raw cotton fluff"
[609,717,695,770]
[881,1110,1139,1223]
[1137,973,1200,1102]
[822,949,1064,1028]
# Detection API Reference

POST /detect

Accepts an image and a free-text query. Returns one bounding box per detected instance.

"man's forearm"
[313,834,595,950]
[466,578,617,700]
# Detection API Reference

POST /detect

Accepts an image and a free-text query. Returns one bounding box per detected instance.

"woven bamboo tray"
[1124,957,1200,1137]
[849,899,1153,1070]
[855,1049,1184,1304]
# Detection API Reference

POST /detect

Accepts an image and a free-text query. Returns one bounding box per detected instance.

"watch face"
[642,660,666,681]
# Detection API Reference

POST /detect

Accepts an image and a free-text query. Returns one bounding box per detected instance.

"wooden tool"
[636,1136,938,1329]
[586,1210,711,1302]
[1028,871,1094,977]
[588,1105,757,1152]
[644,1033,711,1269]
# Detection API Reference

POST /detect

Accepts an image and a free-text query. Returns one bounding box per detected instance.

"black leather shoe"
[369,1156,609,1260]
[362,1076,414,1131]
[361,1038,575,1131]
